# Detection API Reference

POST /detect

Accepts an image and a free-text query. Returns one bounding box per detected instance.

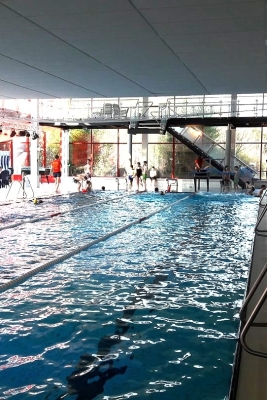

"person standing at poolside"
[142,161,148,191]
[150,166,157,190]
[135,162,143,192]
[127,164,135,192]
[84,158,92,180]
[51,154,62,193]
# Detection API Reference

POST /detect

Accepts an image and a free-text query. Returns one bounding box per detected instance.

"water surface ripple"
[0,192,258,399]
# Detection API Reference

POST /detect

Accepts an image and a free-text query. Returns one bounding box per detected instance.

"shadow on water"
[55,207,224,399]
[49,194,256,399]
[56,275,167,400]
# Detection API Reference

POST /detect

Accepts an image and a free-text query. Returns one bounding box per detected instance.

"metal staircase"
[167,124,258,186]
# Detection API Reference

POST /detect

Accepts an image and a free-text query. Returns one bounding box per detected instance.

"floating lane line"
[0,194,191,293]
[0,193,132,232]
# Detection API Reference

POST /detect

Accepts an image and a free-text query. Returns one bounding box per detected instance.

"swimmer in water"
[32,198,43,204]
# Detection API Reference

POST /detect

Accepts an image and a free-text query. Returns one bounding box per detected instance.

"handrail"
[240,284,267,358]
[259,188,267,208]
[166,178,178,192]
[164,99,267,119]
[4,96,267,124]
[174,126,257,179]
[239,200,267,357]
[255,190,267,236]
[240,262,267,323]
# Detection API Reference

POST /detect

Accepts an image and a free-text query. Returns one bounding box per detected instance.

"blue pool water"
[0,192,259,399]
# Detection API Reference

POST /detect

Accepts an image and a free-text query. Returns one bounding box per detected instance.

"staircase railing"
[168,125,258,181]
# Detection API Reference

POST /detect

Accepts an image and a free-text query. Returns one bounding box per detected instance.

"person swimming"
[32,198,43,204]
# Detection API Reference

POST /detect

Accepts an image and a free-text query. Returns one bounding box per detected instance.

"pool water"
[0,192,259,399]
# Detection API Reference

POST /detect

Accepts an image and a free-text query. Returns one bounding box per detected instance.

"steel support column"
[30,99,40,189]
[61,129,70,179]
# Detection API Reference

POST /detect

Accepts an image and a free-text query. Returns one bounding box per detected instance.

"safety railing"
[239,262,267,358]
[255,190,267,237]
[37,97,267,122]
[163,97,267,119]
[2,97,267,126]
[239,193,267,357]
[165,178,178,192]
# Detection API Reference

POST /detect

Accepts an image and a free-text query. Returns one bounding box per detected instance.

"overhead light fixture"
[10,130,16,137]
[32,131,39,140]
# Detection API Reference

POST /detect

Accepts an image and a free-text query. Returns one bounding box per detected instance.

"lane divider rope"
[0,193,131,232]
[0,194,191,293]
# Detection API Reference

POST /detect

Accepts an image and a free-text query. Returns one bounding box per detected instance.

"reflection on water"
[0,192,259,399]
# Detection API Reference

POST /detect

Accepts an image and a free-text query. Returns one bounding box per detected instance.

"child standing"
[142,161,148,191]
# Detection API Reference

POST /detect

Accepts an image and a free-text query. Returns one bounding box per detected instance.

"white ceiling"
[0,0,265,99]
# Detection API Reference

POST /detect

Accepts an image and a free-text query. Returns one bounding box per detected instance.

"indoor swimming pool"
[0,191,259,399]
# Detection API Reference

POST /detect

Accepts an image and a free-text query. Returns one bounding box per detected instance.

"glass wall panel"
[175,143,196,179]
[93,143,117,176]
[236,127,261,142]
[235,142,261,173]
[148,143,172,177]
[118,144,129,176]
[92,129,118,143]
[119,129,128,143]
[132,144,142,165]
[132,134,142,144]
[148,132,173,143]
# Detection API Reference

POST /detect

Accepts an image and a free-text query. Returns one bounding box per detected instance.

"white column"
[61,129,70,180]
[142,133,148,163]
[30,99,40,189]
[230,94,237,170]
[142,96,149,162]
[230,128,236,169]
[127,133,132,164]
[225,125,231,167]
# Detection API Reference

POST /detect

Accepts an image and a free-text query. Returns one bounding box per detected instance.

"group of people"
[195,156,267,197]
[51,155,159,194]
[51,152,267,197]
[221,165,267,196]
[245,181,266,197]
[126,161,157,192]
[72,158,93,192]
[220,165,265,196]
[51,155,93,194]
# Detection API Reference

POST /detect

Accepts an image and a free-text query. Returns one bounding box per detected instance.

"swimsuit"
[136,168,142,178]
